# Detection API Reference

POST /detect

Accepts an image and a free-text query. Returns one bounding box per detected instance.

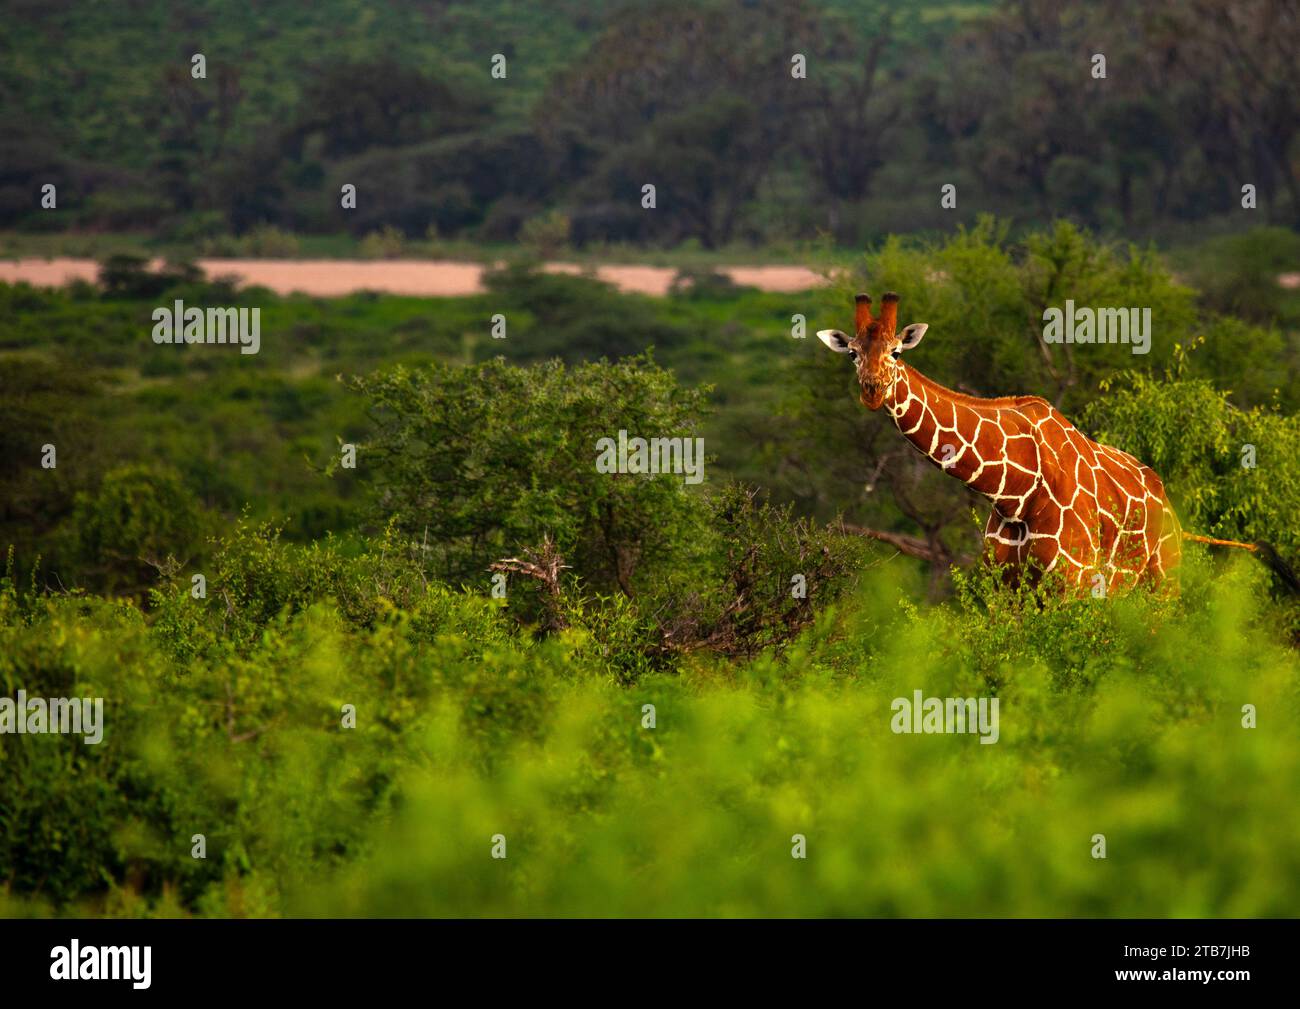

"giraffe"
[817,292,1182,591]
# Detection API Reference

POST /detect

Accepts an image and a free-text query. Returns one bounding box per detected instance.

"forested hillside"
[4,0,1296,249]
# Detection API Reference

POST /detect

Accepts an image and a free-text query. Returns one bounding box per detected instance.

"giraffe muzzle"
[860,380,887,410]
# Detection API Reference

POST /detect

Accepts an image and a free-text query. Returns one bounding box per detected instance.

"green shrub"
[1084,374,1300,570]
[98,255,204,300]
[351,355,713,596]
[72,465,205,595]
[519,210,571,259]
[480,263,693,362]
[358,226,407,259]
[293,557,1300,918]
[3,530,1298,917]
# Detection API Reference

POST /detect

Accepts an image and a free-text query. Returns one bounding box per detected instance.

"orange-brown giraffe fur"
[819,292,1181,590]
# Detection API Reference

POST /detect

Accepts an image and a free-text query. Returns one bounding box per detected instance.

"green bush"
[198,226,303,258]
[305,556,1299,917]
[519,210,571,259]
[480,263,694,363]
[4,517,1298,918]
[1083,373,1300,569]
[351,354,713,596]
[98,255,204,300]
[72,465,206,595]
[358,226,407,259]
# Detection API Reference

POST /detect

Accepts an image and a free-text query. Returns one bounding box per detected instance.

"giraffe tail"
[1182,533,1257,552]
[1183,533,1300,594]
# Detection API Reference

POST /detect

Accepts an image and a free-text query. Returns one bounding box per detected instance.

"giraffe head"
[817,292,928,410]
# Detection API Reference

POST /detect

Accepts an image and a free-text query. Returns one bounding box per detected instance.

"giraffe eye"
[849,350,859,362]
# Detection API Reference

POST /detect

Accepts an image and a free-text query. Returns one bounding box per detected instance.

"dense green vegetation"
[2,216,1299,916]
[4,0,1296,252]
[3,523,1297,917]
[2,0,1297,922]
[5,222,1298,597]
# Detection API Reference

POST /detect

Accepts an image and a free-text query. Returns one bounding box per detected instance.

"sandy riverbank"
[0,258,827,297]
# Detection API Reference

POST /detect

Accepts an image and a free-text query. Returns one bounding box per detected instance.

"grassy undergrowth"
[3,539,1295,918]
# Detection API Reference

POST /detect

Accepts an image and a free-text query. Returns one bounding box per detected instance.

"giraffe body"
[885,366,1180,589]
[818,292,1181,590]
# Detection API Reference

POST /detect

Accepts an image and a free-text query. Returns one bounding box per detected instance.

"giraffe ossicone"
[819,292,1181,590]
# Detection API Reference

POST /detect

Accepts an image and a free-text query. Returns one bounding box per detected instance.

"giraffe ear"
[817,329,853,353]
[898,323,928,350]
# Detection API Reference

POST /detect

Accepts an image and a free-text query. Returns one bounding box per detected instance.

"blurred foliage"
[1171,227,1300,327]
[2,0,1296,246]
[2,530,1297,917]
[518,211,571,260]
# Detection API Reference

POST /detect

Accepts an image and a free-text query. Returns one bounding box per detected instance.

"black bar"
[0,918,1291,996]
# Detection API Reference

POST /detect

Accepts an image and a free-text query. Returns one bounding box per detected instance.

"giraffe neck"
[883,364,965,462]
[883,364,1040,513]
